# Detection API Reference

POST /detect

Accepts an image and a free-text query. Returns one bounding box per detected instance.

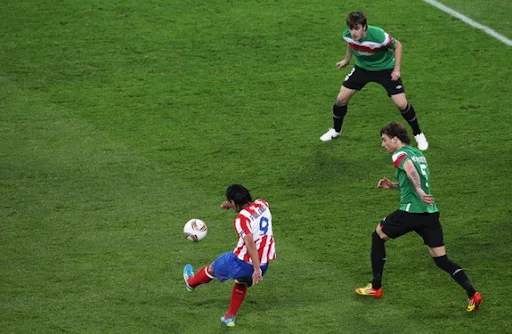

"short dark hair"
[346,11,367,29]
[225,184,253,208]
[380,121,411,145]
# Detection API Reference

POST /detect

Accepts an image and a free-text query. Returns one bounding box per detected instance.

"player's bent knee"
[234,279,249,285]
[374,227,388,240]
[337,90,355,104]
[391,93,408,109]
[335,100,346,106]
[206,264,215,277]
[428,246,446,258]
[395,102,408,110]
[373,230,383,240]
[235,277,252,287]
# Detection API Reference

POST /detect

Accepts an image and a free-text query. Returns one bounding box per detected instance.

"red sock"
[225,283,247,318]
[187,266,213,288]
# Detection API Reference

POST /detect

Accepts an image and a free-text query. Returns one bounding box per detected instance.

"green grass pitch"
[1,0,511,333]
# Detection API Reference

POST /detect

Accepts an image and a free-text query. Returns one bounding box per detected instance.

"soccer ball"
[183,219,208,242]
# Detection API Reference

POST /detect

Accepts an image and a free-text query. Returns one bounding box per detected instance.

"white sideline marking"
[423,0,512,46]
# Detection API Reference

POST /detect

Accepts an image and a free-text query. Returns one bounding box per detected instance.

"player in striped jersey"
[183,184,276,327]
[320,11,429,151]
[355,122,482,312]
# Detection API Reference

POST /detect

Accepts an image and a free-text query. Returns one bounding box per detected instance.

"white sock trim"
[204,267,215,279]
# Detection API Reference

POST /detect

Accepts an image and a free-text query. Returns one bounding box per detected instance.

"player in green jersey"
[355,122,482,312]
[320,12,429,151]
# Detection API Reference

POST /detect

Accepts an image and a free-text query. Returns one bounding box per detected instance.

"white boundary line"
[423,0,512,46]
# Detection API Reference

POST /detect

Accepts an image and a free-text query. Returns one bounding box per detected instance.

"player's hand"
[377,177,395,189]
[252,268,263,285]
[220,201,232,210]
[336,60,349,69]
[391,70,401,81]
[416,188,435,205]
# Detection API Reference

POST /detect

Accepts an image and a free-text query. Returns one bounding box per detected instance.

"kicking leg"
[183,264,214,291]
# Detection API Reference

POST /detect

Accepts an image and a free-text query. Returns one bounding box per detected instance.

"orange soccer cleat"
[466,292,483,312]
[355,283,383,298]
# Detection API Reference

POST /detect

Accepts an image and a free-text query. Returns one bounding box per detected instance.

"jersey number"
[420,163,429,187]
[259,217,269,234]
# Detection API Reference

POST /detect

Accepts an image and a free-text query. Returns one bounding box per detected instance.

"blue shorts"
[211,252,268,285]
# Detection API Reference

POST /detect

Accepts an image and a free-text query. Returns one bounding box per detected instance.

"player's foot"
[355,283,383,298]
[220,316,236,327]
[414,133,429,151]
[320,128,341,142]
[183,264,194,292]
[466,292,483,312]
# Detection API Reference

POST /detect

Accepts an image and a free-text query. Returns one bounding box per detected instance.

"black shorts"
[343,66,405,97]
[380,210,444,247]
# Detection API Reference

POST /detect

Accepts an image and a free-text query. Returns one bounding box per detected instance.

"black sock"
[399,104,422,135]
[433,255,477,297]
[333,103,347,133]
[371,231,386,290]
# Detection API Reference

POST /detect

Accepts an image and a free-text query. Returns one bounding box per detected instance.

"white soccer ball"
[183,219,208,242]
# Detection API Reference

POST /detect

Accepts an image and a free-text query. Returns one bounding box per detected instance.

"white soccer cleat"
[320,128,341,142]
[414,133,429,151]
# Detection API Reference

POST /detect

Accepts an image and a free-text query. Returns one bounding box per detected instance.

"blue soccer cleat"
[183,264,194,292]
[220,316,235,327]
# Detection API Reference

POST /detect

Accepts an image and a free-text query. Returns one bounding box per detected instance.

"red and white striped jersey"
[232,199,276,264]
